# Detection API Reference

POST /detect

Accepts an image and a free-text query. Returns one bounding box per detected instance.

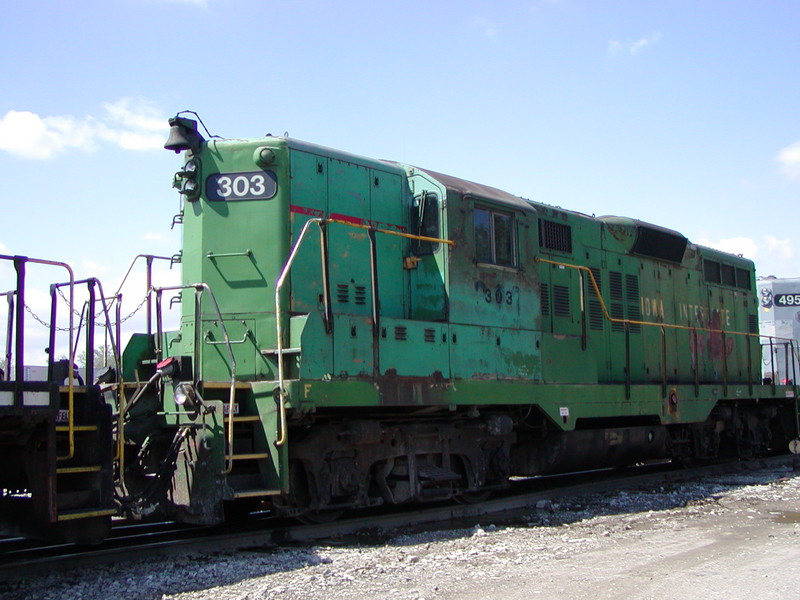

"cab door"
[407,190,448,321]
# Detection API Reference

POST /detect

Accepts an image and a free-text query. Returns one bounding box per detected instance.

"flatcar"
[0,259,115,542]
[1,114,797,540]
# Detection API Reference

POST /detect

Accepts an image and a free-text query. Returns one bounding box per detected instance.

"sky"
[1,0,799,361]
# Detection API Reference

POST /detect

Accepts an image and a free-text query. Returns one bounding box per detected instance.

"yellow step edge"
[224,453,270,461]
[224,415,261,423]
[55,425,99,432]
[233,489,281,499]
[56,465,102,474]
[57,508,117,521]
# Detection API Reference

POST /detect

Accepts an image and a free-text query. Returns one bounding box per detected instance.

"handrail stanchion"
[769,337,776,394]
[784,342,790,385]
[274,218,325,448]
[722,330,728,396]
[3,291,13,381]
[746,334,753,395]
[660,326,667,398]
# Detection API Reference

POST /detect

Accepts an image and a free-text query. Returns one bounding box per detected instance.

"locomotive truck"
[1,114,797,541]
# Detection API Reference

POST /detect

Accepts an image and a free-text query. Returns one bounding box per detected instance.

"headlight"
[173,158,201,201]
[183,158,199,176]
[182,179,198,194]
[174,382,197,407]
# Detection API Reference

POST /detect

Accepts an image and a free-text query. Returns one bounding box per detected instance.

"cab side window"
[411,192,440,256]
[474,206,517,267]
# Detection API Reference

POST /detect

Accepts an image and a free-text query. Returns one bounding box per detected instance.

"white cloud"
[81,259,112,278]
[0,98,168,160]
[697,235,795,269]
[776,141,800,179]
[609,32,662,56]
[765,235,794,260]
[0,111,89,159]
[697,236,759,259]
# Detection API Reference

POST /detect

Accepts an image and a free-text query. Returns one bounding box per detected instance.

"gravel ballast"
[4,462,800,600]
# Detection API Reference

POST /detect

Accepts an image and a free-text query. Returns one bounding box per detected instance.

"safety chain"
[24,292,150,331]
[24,304,71,332]
[56,286,108,320]
[96,294,150,327]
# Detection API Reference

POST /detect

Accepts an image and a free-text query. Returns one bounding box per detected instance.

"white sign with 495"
[774,293,800,307]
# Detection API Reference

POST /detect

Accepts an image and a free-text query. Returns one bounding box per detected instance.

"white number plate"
[206,171,277,202]
[775,293,800,307]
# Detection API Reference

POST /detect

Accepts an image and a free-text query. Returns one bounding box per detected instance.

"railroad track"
[2,455,795,580]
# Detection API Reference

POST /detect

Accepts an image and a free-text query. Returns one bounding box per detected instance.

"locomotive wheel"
[273,460,347,524]
[451,454,491,504]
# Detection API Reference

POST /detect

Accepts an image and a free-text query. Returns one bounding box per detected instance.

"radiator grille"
[587,267,603,330]
[553,285,570,318]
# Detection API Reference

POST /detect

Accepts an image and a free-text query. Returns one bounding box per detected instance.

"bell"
[164,116,204,153]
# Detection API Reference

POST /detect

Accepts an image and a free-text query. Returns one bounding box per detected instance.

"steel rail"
[1,454,794,581]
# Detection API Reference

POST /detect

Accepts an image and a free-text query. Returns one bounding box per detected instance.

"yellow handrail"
[326,218,455,246]
[535,256,792,342]
[535,255,800,402]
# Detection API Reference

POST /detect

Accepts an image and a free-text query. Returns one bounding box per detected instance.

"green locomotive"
[118,115,795,523]
[1,115,797,539]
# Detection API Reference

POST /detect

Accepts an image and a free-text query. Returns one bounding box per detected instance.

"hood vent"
[631,224,687,264]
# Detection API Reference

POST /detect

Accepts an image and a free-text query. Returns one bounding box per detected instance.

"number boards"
[774,293,800,307]
[206,171,277,201]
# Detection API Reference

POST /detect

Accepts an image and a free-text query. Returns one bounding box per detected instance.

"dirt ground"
[4,462,800,600]
[452,475,800,599]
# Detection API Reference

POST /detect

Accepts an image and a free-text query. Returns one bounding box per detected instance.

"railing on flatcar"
[761,337,800,408]
[49,277,121,460]
[0,254,76,416]
[0,255,119,540]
